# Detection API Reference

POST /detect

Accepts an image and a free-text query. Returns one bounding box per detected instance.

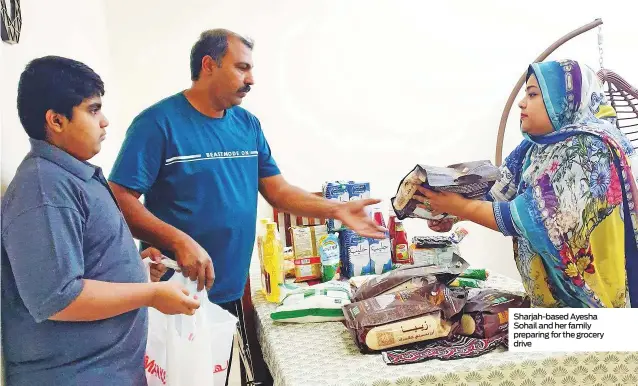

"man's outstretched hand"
[332,198,387,239]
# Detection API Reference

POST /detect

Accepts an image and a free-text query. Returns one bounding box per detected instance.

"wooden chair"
[239,193,324,386]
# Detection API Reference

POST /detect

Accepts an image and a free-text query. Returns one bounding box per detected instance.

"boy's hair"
[17,56,105,140]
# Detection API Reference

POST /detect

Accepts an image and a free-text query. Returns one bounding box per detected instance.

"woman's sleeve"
[487,140,531,203]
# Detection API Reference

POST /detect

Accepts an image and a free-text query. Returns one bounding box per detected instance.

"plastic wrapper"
[391,161,501,220]
[352,254,469,302]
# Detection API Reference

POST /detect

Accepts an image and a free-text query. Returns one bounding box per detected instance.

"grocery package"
[339,229,373,278]
[323,180,370,232]
[347,182,371,201]
[262,223,284,303]
[294,256,322,282]
[391,160,501,220]
[449,277,484,288]
[459,289,530,339]
[323,181,349,232]
[459,268,488,280]
[410,227,468,266]
[364,206,393,274]
[342,282,467,352]
[283,247,295,279]
[348,275,378,291]
[352,254,469,302]
[290,224,327,258]
[318,233,341,282]
[271,281,352,323]
[368,236,393,275]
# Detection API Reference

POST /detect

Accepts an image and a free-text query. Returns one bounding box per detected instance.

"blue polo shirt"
[1,139,148,386]
[109,93,280,303]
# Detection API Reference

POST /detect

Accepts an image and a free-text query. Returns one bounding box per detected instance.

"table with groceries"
[248,163,638,386]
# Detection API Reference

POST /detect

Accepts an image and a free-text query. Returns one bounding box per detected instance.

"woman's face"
[518,74,554,136]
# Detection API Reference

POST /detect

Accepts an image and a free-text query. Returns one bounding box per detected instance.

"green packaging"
[459,268,488,281]
[449,277,483,288]
[318,233,341,282]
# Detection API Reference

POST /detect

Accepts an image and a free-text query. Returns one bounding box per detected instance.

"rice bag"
[459,289,530,339]
[318,233,341,282]
[343,283,467,352]
[352,254,469,302]
[391,160,501,220]
[271,281,352,323]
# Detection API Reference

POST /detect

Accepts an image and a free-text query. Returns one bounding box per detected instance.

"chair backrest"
[272,192,325,248]
[598,69,638,148]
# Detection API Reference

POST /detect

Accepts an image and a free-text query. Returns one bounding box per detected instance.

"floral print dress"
[489,60,638,308]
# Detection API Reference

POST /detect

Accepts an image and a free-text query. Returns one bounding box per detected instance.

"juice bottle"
[262,223,283,302]
[257,218,270,295]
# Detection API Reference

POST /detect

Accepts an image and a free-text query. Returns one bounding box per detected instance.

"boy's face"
[48,96,109,161]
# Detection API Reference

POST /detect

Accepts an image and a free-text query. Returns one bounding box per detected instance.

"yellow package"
[290,225,327,258]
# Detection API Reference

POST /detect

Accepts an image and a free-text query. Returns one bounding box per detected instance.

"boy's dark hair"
[190,29,254,81]
[17,56,105,140]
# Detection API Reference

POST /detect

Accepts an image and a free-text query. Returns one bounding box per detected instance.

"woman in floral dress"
[416,60,637,308]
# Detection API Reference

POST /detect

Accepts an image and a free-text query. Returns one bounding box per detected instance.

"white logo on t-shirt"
[165,150,258,166]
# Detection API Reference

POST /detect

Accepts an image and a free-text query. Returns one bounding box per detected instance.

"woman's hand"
[412,186,469,217]
[414,186,500,232]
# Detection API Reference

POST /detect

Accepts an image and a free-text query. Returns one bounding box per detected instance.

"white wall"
[2,0,638,281]
[1,0,113,188]
[101,0,638,280]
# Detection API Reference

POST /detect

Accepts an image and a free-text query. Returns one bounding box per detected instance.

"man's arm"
[109,182,214,291]
[258,175,340,219]
[259,175,385,239]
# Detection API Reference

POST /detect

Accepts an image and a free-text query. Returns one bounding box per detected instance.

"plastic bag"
[143,259,238,386]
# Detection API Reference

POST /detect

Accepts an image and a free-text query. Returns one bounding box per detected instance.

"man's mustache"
[238,85,251,93]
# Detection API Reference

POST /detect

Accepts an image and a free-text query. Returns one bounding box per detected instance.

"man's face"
[207,36,254,109]
[51,96,108,161]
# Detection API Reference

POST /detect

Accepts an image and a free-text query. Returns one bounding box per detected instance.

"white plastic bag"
[143,259,238,386]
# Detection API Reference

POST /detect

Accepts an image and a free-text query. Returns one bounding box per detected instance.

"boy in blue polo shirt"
[108,29,386,384]
[1,56,200,386]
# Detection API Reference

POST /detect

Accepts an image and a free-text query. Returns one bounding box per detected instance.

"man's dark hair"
[17,56,105,140]
[190,29,254,81]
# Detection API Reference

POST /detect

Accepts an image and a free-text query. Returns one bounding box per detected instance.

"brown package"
[459,289,531,339]
[352,254,469,302]
[343,283,467,353]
